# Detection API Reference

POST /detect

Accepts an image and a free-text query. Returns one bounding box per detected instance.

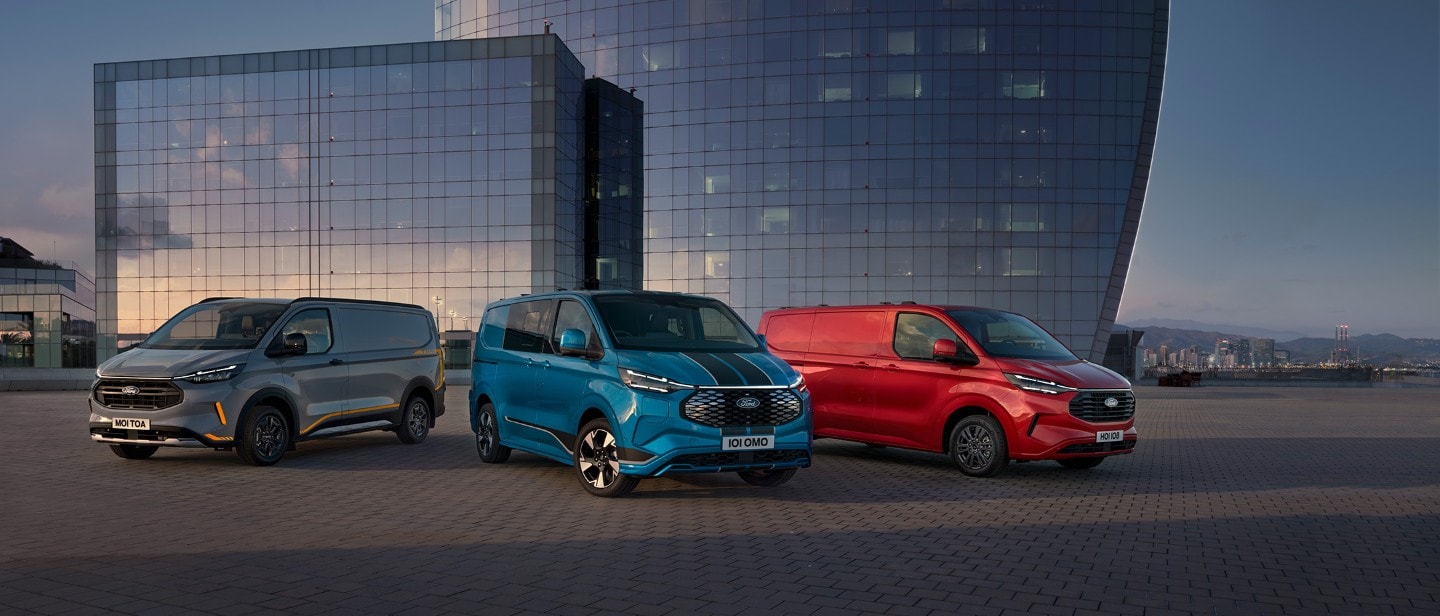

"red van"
[758,304,1136,477]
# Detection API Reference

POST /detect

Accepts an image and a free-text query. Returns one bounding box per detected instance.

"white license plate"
[112,417,151,430]
[722,435,773,451]
[1096,430,1123,443]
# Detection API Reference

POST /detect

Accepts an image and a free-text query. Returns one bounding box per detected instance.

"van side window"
[340,308,432,352]
[279,309,333,355]
[551,300,599,352]
[894,313,959,360]
[479,305,509,350]
[503,300,554,354]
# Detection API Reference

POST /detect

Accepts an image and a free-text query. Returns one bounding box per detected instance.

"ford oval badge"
[1104,397,1119,408]
[735,396,761,409]
[121,385,141,395]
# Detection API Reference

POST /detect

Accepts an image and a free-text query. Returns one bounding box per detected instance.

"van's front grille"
[670,449,809,467]
[681,388,803,428]
[94,379,184,410]
[1068,391,1135,423]
[1059,440,1136,454]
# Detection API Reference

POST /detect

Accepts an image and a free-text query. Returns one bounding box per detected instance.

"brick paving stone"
[1,387,1438,615]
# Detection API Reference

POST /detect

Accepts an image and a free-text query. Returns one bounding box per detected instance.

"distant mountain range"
[1116,324,1440,366]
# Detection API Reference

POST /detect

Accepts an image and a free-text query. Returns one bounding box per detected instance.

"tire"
[236,405,289,466]
[1058,457,1105,470]
[109,444,158,460]
[737,468,796,487]
[475,402,511,463]
[396,394,431,444]
[574,418,639,497]
[949,415,1008,477]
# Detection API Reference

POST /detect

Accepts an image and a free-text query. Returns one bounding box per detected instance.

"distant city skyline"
[2,1,1436,339]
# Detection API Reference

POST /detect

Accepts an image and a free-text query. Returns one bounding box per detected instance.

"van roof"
[766,304,1013,314]
[197,296,426,311]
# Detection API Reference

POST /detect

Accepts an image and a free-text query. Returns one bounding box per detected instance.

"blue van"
[469,290,811,497]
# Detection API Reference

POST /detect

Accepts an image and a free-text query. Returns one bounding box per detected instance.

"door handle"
[882,364,900,371]
[851,362,870,368]
[329,358,344,366]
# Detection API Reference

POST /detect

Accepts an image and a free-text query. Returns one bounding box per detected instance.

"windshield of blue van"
[946,309,1077,361]
[593,295,760,352]
[140,302,289,350]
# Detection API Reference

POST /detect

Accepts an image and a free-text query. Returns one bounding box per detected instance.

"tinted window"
[502,300,554,354]
[478,304,509,350]
[142,301,287,350]
[894,313,960,360]
[340,307,433,352]
[551,299,600,353]
[276,308,333,355]
[947,309,1076,360]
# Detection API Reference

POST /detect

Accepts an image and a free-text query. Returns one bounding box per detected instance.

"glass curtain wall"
[0,268,97,368]
[95,37,585,360]
[438,0,1169,360]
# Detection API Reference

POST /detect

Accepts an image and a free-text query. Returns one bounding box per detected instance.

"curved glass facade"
[438,0,1168,360]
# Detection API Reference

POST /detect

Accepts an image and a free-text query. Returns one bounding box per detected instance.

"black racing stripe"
[711,353,774,386]
[683,352,744,385]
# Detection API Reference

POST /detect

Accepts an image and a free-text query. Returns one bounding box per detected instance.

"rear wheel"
[237,406,288,466]
[475,402,511,463]
[949,415,1008,477]
[396,394,431,444]
[574,418,639,497]
[109,444,158,460]
[737,469,796,487]
[1058,457,1105,470]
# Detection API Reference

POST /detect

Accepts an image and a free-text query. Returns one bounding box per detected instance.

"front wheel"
[396,394,431,444]
[237,405,289,466]
[109,444,159,460]
[475,402,511,463]
[949,415,1008,477]
[737,469,796,487]
[574,418,639,497]
[1058,457,1104,470]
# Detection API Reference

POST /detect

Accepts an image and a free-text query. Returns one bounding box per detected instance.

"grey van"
[88,297,446,465]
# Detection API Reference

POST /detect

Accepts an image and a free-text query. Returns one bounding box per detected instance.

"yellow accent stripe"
[299,403,399,435]
[214,402,227,426]
[204,434,234,442]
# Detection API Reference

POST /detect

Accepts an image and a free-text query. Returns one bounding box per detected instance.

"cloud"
[37,182,91,220]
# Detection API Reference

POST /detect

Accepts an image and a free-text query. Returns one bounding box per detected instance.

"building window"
[941,27,987,54]
[1003,71,1046,99]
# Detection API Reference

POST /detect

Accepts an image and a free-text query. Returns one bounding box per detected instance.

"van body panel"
[759,304,1136,467]
[471,290,812,490]
[88,297,444,462]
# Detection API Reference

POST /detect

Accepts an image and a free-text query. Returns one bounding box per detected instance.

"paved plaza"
[1,386,1437,615]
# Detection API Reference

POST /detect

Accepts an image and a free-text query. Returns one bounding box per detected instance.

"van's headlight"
[790,375,807,393]
[178,364,244,384]
[620,369,694,393]
[1004,373,1077,395]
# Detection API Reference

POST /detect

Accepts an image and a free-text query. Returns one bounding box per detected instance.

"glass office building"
[93,36,639,361]
[1,238,97,368]
[438,0,1169,360]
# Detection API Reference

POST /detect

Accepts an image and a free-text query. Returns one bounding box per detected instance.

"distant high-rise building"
[1254,338,1275,367]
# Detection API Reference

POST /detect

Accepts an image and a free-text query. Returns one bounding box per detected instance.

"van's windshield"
[140,302,289,350]
[946,309,1077,361]
[594,295,760,352]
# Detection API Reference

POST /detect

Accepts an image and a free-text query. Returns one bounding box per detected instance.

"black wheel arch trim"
[238,388,300,447]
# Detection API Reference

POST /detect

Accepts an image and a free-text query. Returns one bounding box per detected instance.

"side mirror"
[557,328,601,360]
[755,333,768,348]
[268,332,308,357]
[933,339,979,366]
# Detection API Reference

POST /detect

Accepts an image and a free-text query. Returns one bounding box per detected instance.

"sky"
[1,1,1436,339]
